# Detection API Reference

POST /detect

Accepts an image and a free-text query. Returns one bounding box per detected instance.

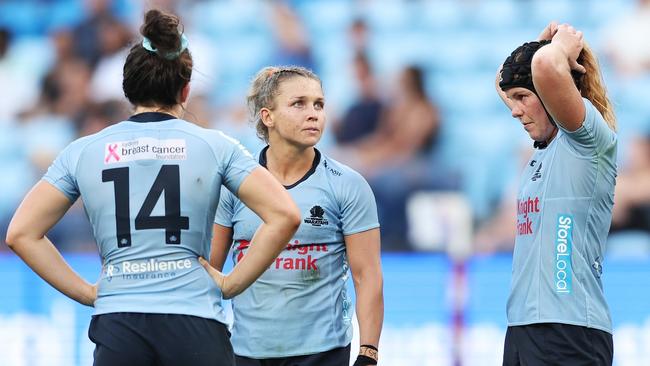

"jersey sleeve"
[214,187,236,227]
[41,143,81,202]
[560,98,616,155]
[338,170,380,235]
[218,131,259,195]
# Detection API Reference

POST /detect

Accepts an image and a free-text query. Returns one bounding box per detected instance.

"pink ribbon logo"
[105,144,120,163]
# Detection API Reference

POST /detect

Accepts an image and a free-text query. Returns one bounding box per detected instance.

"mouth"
[303,128,320,133]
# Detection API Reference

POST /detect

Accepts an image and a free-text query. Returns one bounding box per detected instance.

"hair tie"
[142,33,189,60]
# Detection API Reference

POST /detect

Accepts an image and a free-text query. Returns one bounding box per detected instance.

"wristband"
[355,344,378,365]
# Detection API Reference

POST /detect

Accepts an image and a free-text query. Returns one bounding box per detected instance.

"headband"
[142,33,189,60]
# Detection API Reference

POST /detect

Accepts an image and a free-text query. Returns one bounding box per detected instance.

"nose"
[511,105,524,118]
[306,105,321,121]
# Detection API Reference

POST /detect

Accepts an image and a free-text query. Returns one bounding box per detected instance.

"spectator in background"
[611,133,650,233]
[73,0,120,68]
[336,65,454,250]
[268,1,315,70]
[341,65,440,176]
[334,52,383,144]
[18,63,86,173]
[349,18,370,54]
[601,0,650,78]
[496,22,616,365]
[89,17,133,102]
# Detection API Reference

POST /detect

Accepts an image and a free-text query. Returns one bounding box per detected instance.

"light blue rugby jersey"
[215,147,380,358]
[42,112,258,322]
[508,98,617,333]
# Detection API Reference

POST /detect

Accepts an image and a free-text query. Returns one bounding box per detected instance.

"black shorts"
[89,312,235,366]
[235,344,351,366]
[503,323,613,366]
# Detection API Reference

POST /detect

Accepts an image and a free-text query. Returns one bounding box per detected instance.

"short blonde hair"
[247,66,322,142]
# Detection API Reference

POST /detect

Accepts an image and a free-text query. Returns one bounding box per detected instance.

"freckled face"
[266,77,325,148]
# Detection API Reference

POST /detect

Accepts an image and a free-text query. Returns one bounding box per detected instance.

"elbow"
[531,47,566,83]
[354,268,384,292]
[284,205,301,232]
[5,225,23,251]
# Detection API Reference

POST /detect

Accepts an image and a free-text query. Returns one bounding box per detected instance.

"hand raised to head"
[553,24,586,74]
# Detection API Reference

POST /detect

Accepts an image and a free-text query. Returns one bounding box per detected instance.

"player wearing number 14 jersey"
[5,10,300,366]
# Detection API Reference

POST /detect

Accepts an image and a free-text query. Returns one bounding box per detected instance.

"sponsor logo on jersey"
[592,257,603,278]
[531,162,543,181]
[516,196,540,236]
[104,138,187,164]
[104,258,192,281]
[323,160,342,176]
[235,239,327,271]
[555,214,573,294]
[304,205,329,226]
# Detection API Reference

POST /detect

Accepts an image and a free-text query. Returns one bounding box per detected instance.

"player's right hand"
[199,257,232,298]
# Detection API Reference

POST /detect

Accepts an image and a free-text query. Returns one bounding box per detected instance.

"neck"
[134,104,184,119]
[546,126,559,144]
[265,143,316,186]
[536,126,559,149]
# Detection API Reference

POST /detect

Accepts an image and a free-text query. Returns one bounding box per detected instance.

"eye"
[292,100,304,107]
[314,101,324,109]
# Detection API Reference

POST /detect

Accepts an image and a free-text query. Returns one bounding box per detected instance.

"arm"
[210,224,233,272]
[346,228,383,364]
[201,167,300,298]
[531,24,586,131]
[5,181,96,306]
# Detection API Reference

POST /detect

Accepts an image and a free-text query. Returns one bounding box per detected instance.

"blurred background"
[1,0,650,365]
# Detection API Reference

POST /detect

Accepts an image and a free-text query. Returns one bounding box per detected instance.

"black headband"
[500,40,584,93]
[499,40,550,93]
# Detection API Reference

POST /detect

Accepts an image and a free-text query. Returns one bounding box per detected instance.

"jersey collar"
[259,146,321,190]
[128,112,177,123]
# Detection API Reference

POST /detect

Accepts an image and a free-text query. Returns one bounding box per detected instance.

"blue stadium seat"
[419,0,468,31]
[189,0,268,37]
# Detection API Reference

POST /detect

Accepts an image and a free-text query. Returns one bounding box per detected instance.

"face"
[505,87,556,142]
[263,77,325,148]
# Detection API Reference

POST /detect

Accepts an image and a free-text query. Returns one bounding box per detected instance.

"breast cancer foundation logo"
[105,143,121,163]
[104,138,187,164]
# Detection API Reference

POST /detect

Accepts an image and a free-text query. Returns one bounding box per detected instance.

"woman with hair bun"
[5,10,300,366]
[496,22,617,365]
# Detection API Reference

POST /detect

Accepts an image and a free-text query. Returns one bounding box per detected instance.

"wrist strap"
[359,344,378,360]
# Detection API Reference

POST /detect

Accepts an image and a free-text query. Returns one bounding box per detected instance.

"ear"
[260,107,274,128]
[180,83,191,104]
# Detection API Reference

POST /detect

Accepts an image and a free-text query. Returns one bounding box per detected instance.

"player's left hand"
[199,257,230,298]
[552,24,586,74]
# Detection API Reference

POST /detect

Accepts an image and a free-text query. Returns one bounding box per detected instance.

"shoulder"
[64,125,120,157]
[319,152,370,187]
[190,125,254,157]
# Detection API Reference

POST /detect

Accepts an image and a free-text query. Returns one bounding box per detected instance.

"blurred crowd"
[1,0,650,255]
